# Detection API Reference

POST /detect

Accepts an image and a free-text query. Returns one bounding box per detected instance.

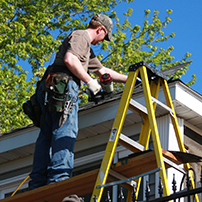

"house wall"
[155,115,185,200]
[184,124,202,202]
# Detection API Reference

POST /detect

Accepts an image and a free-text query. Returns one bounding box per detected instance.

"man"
[29,14,127,190]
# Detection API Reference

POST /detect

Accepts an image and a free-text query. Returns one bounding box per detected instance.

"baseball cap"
[93,14,113,41]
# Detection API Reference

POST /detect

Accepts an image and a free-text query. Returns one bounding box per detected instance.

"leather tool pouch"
[23,93,42,127]
[45,73,70,112]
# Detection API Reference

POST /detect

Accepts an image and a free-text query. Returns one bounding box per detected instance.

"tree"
[0,0,132,133]
[0,0,194,133]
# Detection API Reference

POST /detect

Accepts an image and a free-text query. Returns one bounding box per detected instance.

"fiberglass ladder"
[90,61,199,202]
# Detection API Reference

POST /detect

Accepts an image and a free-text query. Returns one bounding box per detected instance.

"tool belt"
[23,71,74,127]
[43,72,77,127]
[44,72,70,112]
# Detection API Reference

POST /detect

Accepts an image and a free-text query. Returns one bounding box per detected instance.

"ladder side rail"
[161,79,185,153]
[161,79,199,202]
[90,69,140,202]
[140,66,170,197]
[138,79,161,148]
[134,79,161,201]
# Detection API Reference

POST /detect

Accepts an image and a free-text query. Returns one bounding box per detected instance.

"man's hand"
[87,79,102,95]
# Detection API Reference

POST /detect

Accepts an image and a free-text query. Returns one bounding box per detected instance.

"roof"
[3,79,202,137]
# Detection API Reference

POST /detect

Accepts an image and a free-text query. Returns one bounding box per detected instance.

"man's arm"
[64,51,102,94]
[95,66,128,83]
[64,52,92,83]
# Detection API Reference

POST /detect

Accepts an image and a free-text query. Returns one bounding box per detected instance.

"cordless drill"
[87,73,114,104]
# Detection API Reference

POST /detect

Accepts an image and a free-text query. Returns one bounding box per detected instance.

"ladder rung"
[151,96,173,115]
[119,134,186,174]
[129,98,148,117]
[163,157,186,174]
[119,133,145,153]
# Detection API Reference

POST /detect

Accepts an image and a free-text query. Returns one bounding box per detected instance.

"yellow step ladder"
[90,61,199,202]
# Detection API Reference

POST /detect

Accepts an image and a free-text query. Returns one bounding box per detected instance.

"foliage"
[0,65,36,132]
[0,0,194,133]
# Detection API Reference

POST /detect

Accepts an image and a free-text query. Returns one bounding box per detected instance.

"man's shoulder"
[67,30,91,49]
[71,30,89,40]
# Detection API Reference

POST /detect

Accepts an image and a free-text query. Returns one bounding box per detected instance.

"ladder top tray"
[129,61,168,80]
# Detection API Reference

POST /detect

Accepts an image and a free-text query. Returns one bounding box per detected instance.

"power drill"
[87,73,114,104]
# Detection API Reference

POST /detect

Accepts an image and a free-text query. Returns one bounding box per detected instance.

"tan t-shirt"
[53,30,103,84]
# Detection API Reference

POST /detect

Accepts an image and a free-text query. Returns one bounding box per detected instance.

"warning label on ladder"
[110,128,117,142]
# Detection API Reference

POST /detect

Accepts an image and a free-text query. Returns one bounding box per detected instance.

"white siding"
[155,115,184,199]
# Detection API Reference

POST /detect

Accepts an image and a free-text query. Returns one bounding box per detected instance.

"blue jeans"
[29,78,79,190]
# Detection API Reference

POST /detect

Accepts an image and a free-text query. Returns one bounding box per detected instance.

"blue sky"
[113,0,202,95]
